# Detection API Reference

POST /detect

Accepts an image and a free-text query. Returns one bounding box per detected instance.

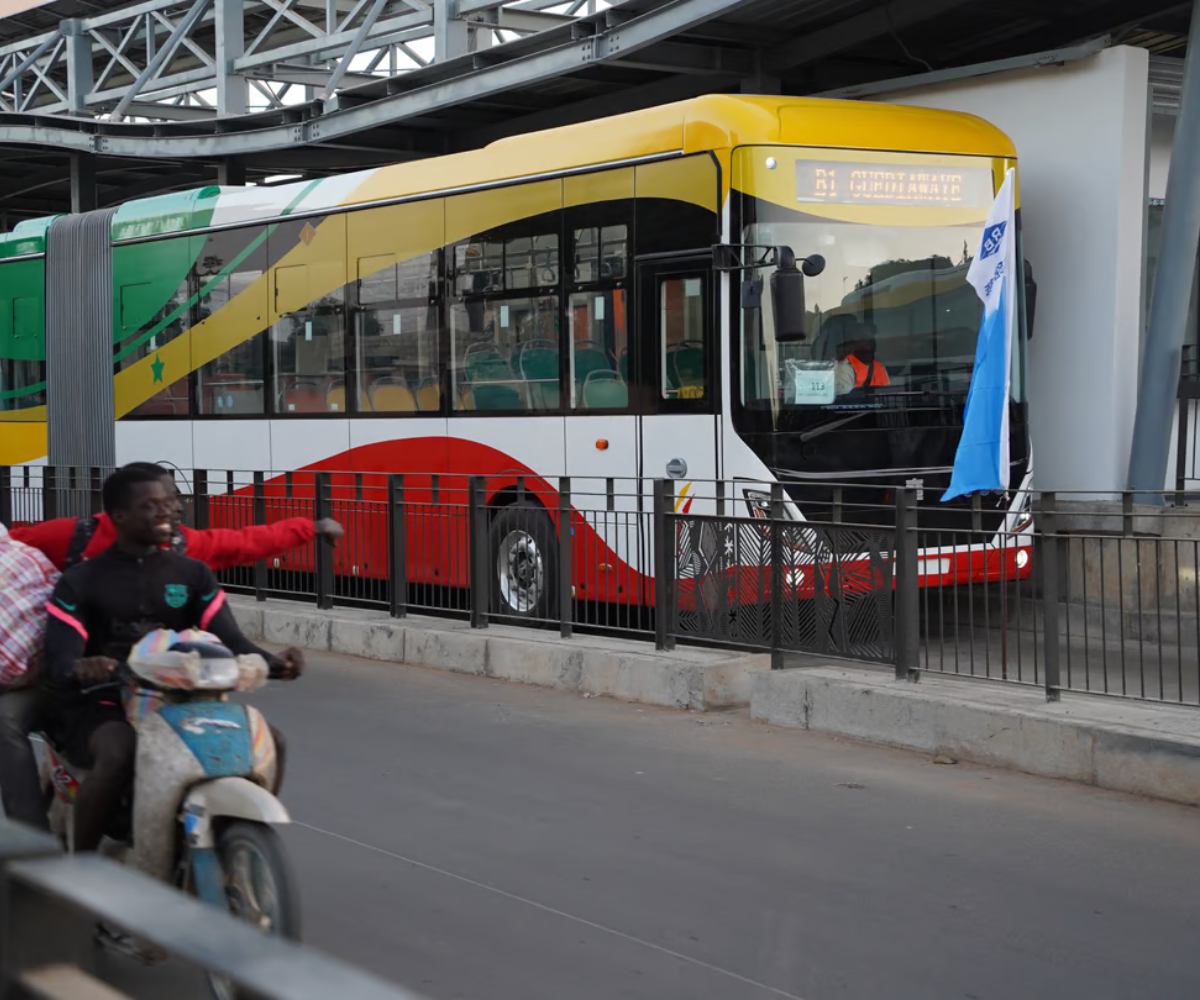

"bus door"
[636,255,719,583]
[564,286,639,607]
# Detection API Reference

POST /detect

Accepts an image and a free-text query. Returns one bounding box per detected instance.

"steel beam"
[244,62,378,86]
[321,0,388,99]
[216,0,248,115]
[70,153,97,213]
[0,0,758,158]
[0,33,60,95]
[1129,0,1200,502]
[62,21,93,115]
[124,99,218,119]
[434,0,470,62]
[110,0,213,122]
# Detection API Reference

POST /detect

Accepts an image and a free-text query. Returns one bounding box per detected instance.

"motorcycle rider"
[42,466,304,853]
[0,460,335,829]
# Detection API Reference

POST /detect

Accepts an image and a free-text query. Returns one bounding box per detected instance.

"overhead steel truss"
[0,0,765,158]
[0,0,600,123]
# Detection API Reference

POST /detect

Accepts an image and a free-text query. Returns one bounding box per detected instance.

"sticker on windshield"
[786,360,836,405]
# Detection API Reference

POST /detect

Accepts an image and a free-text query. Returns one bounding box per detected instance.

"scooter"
[33,629,300,1000]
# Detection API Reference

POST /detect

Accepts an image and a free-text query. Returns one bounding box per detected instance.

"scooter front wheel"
[207,820,301,1000]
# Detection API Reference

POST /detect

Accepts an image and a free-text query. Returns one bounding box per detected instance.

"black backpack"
[63,516,186,570]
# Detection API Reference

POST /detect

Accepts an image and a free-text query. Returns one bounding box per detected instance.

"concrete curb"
[752,666,1200,807]
[230,597,769,711]
[232,597,1200,806]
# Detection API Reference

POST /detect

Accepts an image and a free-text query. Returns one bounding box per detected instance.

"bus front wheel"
[490,502,558,622]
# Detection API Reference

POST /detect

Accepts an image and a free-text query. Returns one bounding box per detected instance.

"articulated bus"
[0,95,1034,620]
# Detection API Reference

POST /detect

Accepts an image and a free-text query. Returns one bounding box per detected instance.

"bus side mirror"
[771,249,824,342]
[1024,258,1037,340]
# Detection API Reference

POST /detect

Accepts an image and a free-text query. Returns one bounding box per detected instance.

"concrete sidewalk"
[230,597,1200,808]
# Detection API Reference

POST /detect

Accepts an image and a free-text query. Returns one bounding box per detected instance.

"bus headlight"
[744,490,771,519]
[1016,549,1030,569]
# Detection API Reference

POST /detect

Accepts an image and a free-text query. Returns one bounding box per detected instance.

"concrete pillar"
[1129,0,1200,502]
[70,154,97,214]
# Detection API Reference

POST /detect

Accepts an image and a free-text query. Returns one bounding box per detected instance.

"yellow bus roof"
[343,94,1016,208]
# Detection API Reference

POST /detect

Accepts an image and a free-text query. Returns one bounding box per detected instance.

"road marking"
[296,821,808,1000]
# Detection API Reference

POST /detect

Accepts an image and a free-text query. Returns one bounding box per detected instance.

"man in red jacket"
[12,463,343,570]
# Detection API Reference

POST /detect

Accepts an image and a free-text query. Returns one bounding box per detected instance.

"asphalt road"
[83,651,1200,998]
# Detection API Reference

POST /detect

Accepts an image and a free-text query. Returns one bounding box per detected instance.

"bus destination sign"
[795,161,993,208]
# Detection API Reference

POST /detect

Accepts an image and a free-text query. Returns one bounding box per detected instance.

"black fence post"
[252,471,266,603]
[88,467,102,516]
[193,470,210,530]
[42,467,57,522]
[0,467,10,528]
[468,476,489,629]
[653,479,676,651]
[1039,492,1061,701]
[314,471,333,611]
[769,484,785,670]
[1176,393,1189,506]
[558,476,573,639]
[388,474,407,619]
[893,487,920,681]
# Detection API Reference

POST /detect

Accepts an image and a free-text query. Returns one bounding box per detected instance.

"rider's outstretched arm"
[181,518,342,572]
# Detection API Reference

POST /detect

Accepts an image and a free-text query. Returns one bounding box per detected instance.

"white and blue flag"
[943,168,1017,502]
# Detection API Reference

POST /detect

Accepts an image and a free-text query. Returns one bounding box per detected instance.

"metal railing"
[0,819,424,999]
[1177,343,1200,503]
[4,465,1200,707]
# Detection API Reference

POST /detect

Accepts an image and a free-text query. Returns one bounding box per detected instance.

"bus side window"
[659,275,707,402]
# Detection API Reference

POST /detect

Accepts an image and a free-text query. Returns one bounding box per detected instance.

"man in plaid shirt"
[0,522,59,828]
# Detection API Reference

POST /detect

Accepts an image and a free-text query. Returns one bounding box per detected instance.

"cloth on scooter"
[42,546,270,762]
[0,522,60,689]
[128,628,269,693]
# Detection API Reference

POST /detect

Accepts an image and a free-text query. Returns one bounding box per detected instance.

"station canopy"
[0,0,1190,220]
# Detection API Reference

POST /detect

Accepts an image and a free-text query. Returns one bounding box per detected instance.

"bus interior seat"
[520,347,560,409]
[326,380,347,413]
[204,376,263,415]
[417,381,441,412]
[583,370,627,409]
[370,378,418,412]
[136,396,181,417]
[572,340,612,386]
[511,339,556,376]
[471,383,523,411]
[618,348,629,382]
[464,343,508,377]
[281,381,327,413]
[668,341,705,389]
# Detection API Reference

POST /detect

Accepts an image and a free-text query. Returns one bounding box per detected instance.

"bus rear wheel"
[490,502,558,622]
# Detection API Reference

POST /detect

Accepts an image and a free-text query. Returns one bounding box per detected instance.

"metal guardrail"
[1177,343,1200,503]
[0,819,425,1000]
[4,465,1200,708]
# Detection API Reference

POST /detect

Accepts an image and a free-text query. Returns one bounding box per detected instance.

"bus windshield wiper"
[799,411,869,442]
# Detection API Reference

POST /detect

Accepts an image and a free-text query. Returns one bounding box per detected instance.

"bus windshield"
[740,219,1023,414]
